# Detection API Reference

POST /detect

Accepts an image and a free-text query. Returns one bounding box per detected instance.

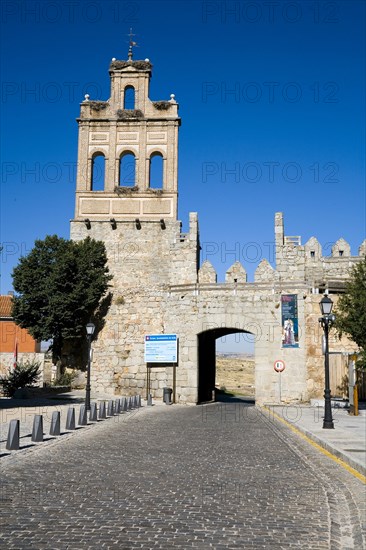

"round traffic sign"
[274,360,285,372]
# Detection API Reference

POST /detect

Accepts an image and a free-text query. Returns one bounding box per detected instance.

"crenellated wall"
[275,212,363,291]
[69,54,364,405]
[71,207,364,404]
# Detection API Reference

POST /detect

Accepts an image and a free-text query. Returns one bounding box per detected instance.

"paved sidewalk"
[262,403,366,477]
[0,390,148,457]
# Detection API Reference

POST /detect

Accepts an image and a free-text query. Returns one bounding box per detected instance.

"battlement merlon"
[274,212,365,288]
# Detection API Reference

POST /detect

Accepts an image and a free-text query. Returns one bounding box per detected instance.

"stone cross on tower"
[127,28,137,61]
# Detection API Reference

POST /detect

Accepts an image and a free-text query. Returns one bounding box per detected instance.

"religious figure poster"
[281,294,299,348]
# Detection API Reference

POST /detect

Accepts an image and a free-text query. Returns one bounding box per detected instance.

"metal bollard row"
[5,395,143,452]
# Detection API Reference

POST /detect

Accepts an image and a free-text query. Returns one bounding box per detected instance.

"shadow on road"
[0,394,84,409]
[198,389,255,405]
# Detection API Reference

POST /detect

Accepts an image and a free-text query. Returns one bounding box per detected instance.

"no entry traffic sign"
[274,360,285,372]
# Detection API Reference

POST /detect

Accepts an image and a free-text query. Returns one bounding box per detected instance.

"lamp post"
[319,295,335,429]
[85,322,95,411]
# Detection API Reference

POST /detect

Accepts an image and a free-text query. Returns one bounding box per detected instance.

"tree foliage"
[335,255,366,369]
[12,235,112,364]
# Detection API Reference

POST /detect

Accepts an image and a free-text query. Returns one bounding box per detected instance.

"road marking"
[263,406,366,484]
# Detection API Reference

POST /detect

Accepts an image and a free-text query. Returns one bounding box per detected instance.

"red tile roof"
[0,296,13,318]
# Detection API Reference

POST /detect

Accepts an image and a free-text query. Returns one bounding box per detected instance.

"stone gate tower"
[70,52,200,400]
[71,51,364,405]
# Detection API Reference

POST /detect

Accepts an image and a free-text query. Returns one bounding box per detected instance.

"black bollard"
[66,407,76,430]
[6,419,20,450]
[107,400,114,416]
[49,411,61,436]
[115,399,121,414]
[99,401,106,419]
[89,402,98,422]
[78,405,87,426]
[32,415,43,442]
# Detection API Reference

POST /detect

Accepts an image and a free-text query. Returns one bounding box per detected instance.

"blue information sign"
[144,334,178,363]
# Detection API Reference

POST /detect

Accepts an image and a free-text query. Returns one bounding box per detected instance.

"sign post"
[144,334,177,363]
[349,353,358,416]
[145,335,178,404]
[274,360,286,402]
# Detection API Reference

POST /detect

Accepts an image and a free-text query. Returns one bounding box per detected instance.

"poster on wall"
[281,294,299,348]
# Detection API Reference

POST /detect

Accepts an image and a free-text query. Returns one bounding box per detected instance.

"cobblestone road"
[0,400,365,549]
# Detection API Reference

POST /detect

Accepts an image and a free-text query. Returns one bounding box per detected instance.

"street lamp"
[85,322,95,411]
[319,295,336,429]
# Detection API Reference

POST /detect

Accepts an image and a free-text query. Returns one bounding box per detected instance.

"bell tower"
[69,47,200,399]
[72,52,180,222]
[70,49,199,291]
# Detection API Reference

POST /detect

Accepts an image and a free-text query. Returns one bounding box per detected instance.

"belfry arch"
[123,85,135,109]
[119,151,136,187]
[198,327,253,403]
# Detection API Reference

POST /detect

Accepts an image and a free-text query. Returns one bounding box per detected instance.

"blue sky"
[1,1,365,350]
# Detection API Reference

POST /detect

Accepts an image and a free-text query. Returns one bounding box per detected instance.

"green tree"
[335,255,366,369]
[12,235,112,366]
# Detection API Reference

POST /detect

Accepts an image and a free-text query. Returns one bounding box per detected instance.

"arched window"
[149,153,164,189]
[123,86,135,109]
[91,154,105,191]
[119,152,136,186]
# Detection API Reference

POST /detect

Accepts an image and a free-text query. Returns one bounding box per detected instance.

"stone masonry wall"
[69,53,364,405]
[305,293,359,399]
[70,213,200,399]
[68,208,364,405]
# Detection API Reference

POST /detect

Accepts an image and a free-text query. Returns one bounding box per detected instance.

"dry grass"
[216,355,255,396]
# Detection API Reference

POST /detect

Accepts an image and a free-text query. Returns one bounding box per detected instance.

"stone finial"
[359,239,366,256]
[189,212,199,239]
[84,94,90,101]
[304,236,322,259]
[275,212,283,224]
[198,261,217,283]
[225,261,247,283]
[189,212,198,225]
[275,212,284,246]
[331,238,351,257]
[254,259,275,283]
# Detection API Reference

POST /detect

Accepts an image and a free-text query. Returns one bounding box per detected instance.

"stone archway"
[197,327,252,403]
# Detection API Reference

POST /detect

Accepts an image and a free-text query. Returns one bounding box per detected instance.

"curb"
[261,406,366,482]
